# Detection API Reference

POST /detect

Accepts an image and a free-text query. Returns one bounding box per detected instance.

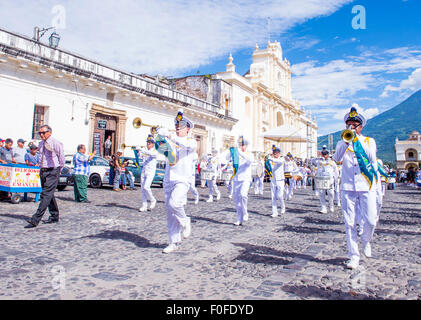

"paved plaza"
[0,183,420,300]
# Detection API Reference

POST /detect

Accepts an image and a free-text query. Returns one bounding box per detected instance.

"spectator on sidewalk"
[13,139,28,164]
[0,139,16,164]
[25,144,40,166]
[72,145,95,203]
[120,159,136,191]
[111,149,123,192]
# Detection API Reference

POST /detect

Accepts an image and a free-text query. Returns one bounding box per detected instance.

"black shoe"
[43,218,59,224]
[24,219,37,229]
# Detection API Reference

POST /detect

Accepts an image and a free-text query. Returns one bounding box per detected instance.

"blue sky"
[1,0,420,136]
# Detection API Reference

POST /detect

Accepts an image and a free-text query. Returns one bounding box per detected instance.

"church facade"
[172,41,318,160]
[395,131,421,171]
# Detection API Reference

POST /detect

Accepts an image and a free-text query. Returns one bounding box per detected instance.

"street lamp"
[49,32,60,48]
[33,26,60,48]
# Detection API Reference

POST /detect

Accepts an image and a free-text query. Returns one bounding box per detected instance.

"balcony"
[0,28,225,118]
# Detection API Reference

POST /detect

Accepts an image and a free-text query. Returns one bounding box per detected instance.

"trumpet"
[121,143,146,150]
[132,117,160,134]
[341,127,355,143]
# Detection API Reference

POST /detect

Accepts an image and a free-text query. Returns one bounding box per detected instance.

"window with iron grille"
[32,105,46,139]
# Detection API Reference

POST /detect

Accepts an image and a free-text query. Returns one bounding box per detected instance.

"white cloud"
[0,0,353,75]
[381,68,421,97]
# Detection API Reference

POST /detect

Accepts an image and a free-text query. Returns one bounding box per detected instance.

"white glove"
[157,127,169,138]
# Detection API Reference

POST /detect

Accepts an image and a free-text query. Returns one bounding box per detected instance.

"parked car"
[120,157,165,187]
[65,154,111,188]
[57,166,73,191]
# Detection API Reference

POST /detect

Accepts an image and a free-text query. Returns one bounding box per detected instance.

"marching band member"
[221,160,234,199]
[334,161,342,207]
[333,106,378,270]
[253,155,265,195]
[284,153,298,201]
[267,145,286,217]
[138,135,157,212]
[315,147,339,214]
[205,149,221,202]
[227,136,253,226]
[188,152,200,205]
[157,110,197,254]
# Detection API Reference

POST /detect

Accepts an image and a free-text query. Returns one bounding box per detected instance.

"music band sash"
[352,137,377,189]
[230,147,239,179]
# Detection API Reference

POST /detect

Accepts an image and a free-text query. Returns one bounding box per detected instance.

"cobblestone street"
[0,183,420,300]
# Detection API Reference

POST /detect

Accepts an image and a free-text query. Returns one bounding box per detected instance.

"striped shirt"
[72,152,90,176]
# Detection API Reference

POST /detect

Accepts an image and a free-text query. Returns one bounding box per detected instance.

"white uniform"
[164,135,197,245]
[206,154,221,201]
[315,158,339,213]
[253,159,265,195]
[334,165,342,206]
[333,135,378,263]
[284,159,298,200]
[268,156,286,216]
[139,147,157,209]
[188,152,199,203]
[221,161,234,198]
[227,150,253,224]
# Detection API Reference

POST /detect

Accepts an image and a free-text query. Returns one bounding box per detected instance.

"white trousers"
[341,190,377,261]
[233,180,250,223]
[141,173,156,206]
[285,179,294,199]
[334,180,341,204]
[253,176,264,194]
[225,180,233,196]
[207,177,220,197]
[164,181,190,244]
[189,176,199,198]
[271,180,285,214]
[319,188,334,210]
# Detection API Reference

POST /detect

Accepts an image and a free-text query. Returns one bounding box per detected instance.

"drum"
[314,176,332,190]
[251,162,264,178]
[293,173,303,182]
[284,172,292,179]
[201,170,214,180]
[222,170,233,181]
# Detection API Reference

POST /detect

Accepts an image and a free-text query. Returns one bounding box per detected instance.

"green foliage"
[319,89,421,163]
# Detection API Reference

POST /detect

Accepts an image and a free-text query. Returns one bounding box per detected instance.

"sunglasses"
[38,131,49,135]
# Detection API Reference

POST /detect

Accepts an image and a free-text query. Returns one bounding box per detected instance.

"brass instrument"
[132,117,160,134]
[121,143,146,149]
[341,128,355,143]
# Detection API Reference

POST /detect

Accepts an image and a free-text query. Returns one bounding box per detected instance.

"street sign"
[97,120,107,130]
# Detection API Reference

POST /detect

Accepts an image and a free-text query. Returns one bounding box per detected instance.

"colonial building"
[172,41,318,160]
[395,130,421,170]
[0,27,317,161]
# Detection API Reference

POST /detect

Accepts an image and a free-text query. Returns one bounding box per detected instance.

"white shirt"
[333,134,378,192]
[164,135,197,183]
[139,147,157,177]
[13,147,27,164]
[226,149,253,182]
[267,156,285,182]
[206,155,220,174]
[316,158,339,184]
[284,159,298,174]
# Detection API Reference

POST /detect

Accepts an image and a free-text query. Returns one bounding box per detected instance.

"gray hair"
[40,125,52,132]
